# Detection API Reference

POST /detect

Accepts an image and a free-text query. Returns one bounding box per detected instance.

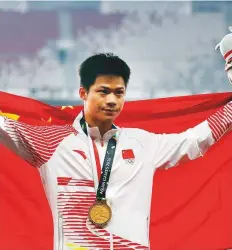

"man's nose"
[106,93,117,106]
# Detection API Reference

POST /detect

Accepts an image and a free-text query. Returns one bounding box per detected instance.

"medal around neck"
[88,200,112,227]
[80,117,115,227]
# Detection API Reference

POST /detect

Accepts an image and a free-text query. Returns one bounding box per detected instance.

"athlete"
[1,32,232,249]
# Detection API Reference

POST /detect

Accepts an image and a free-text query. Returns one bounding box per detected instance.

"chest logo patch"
[122,149,135,164]
[73,150,87,160]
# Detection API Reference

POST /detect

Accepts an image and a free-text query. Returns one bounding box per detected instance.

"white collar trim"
[73,111,120,141]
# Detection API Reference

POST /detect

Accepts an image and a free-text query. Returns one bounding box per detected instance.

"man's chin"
[101,111,120,122]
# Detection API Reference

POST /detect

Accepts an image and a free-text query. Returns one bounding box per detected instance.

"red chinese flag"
[122,149,135,159]
[0,91,232,250]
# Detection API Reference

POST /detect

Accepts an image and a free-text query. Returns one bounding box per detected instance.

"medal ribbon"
[80,116,117,201]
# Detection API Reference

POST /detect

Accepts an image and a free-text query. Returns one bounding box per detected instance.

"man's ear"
[79,87,87,101]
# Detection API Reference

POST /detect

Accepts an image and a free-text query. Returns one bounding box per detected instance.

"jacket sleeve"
[0,116,40,166]
[0,115,77,167]
[151,120,215,169]
[151,101,232,169]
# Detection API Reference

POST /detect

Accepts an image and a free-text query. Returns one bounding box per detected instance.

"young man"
[0,50,232,250]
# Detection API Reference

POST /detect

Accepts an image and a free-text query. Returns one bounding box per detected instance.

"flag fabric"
[0,91,232,250]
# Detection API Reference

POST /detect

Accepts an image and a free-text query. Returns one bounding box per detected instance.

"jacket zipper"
[100,138,104,147]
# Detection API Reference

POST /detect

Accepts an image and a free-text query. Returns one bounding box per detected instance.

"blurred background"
[0,0,231,105]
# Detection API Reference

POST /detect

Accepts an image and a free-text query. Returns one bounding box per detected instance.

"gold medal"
[88,200,112,227]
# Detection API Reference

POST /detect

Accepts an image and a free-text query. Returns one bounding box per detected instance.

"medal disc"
[88,200,112,227]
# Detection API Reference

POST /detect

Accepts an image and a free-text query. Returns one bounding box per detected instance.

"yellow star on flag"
[41,117,52,123]
[0,110,20,121]
[61,106,74,110]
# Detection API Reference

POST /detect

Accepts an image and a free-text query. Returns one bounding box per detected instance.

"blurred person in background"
[1,31,232,250]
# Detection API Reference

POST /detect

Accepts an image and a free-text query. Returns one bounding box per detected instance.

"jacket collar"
[73,111,120,141]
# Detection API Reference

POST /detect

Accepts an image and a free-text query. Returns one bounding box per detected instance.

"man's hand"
[226,58,232,84]
[227,68,232,84]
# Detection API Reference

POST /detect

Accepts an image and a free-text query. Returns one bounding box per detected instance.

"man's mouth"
[102,108,117,113]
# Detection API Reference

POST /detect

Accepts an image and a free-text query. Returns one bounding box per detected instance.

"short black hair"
[78,53,131,91]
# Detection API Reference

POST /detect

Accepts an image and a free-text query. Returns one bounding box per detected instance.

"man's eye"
[99,90,107,94]
[116,91,124,96]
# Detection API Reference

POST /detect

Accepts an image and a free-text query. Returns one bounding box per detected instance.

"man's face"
[79,75,126,123]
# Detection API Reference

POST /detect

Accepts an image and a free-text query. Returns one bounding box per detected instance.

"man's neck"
[84,113,113,137]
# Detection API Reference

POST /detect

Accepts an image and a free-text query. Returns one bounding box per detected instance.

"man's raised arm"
[0,113,77,168]
[151,30,232,170]
[150,101,232,169]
